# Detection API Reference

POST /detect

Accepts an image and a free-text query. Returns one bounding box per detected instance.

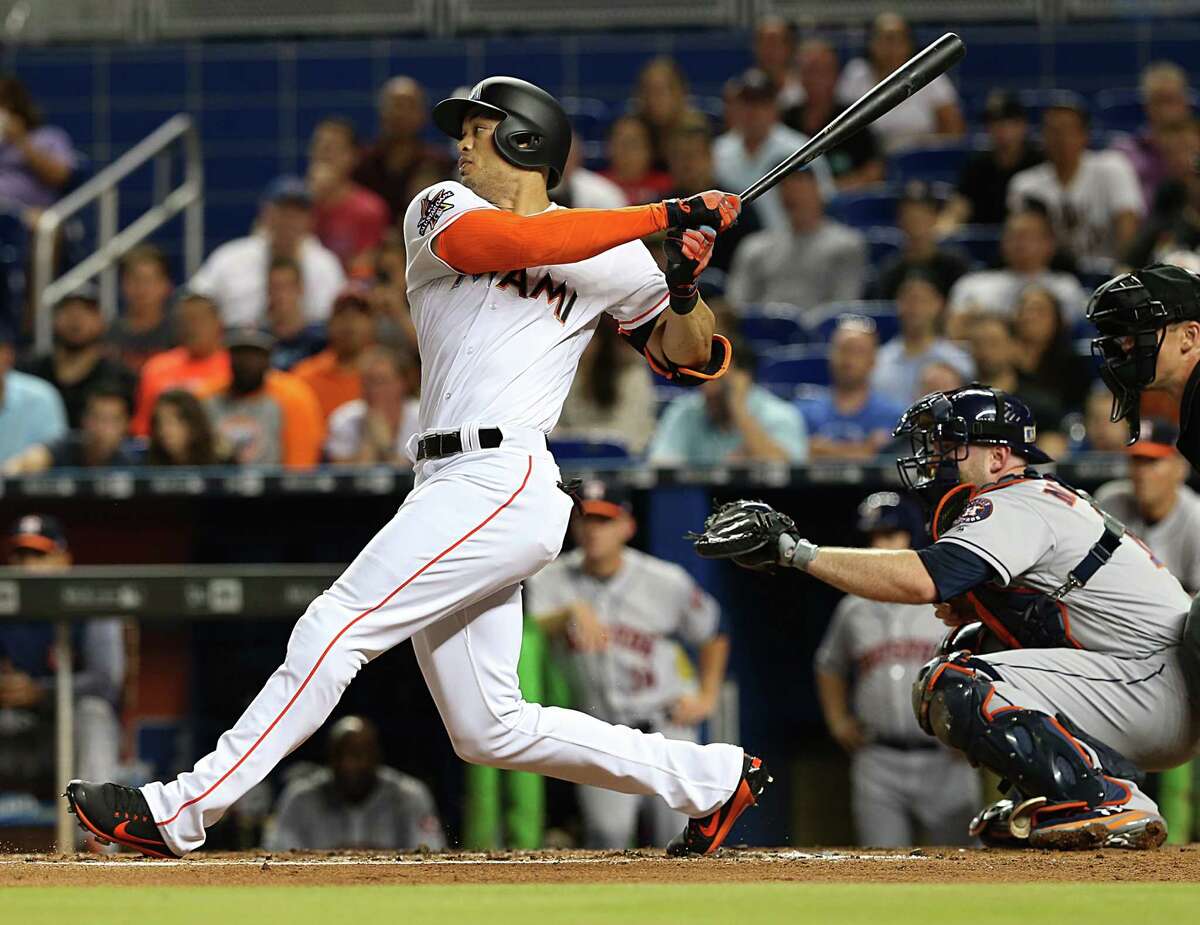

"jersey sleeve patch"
[950,497,994,528]
[416,188,455,236]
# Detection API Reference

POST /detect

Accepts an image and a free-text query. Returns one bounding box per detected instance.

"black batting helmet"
[893,384,1051,504]
[432,77,572,189]
[1086,264,1200,445]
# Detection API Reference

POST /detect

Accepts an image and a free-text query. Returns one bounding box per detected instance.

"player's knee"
[445,697,529,765]
[911,653,996,749]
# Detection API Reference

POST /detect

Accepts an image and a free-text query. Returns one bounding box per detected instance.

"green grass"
[10,883,1200,925]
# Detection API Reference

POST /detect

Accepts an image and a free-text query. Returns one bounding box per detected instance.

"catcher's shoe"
[666,755,772,857]
[1026,801,1167,851]
[968,798,1030,848]
[65,780,178,859]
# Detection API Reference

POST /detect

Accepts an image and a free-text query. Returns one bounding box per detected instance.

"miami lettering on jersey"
[451,268,580,323]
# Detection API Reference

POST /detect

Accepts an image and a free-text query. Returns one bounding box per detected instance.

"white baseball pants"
[141,432,744,856]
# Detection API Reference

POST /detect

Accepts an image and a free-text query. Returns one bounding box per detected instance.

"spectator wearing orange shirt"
[292,290,374,420]
[132,292,230,436]
[204,328,325,469]
[309,118,390,272]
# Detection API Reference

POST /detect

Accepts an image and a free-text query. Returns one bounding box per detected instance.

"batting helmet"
[893,384,1051,503]
[432,77,572,189]
[1087,263,1200,445]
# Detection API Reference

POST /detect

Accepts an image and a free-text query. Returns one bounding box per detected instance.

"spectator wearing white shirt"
[946,208,1088,337]
[713,68,833,232]
[1007,95,1144,265]
[727,168,866,315]
[871,271,973,402]
[835,12,965,152]
[324,345,420,467]
[189,176,346,328]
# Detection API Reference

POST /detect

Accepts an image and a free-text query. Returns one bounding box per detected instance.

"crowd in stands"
[2,9,1198,475]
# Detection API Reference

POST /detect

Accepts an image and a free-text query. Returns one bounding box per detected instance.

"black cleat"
[64,780,178,859]
[666,755,772,857]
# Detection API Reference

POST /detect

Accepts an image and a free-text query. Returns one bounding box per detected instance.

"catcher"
[692,384,1200,849]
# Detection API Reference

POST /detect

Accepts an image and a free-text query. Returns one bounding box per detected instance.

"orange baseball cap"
[1128,419,1179,460]
[578,480,633,520]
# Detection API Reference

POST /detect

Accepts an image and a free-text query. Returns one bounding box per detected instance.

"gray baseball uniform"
[815,596,979,846]
[526,547,721,848]
[1093,480,1200,594]
[935,477,1199,817]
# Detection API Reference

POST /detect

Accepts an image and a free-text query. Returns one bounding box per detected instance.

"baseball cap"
[1128,418,1180,459]
[225,326,276,352]
[737,68,777,103]
[856,492,924,537]
[55,282,100,310]
[1041,89,1090,123]
[7,514,68,555]
[982,89,1026,123]
[578,480,633,520]
[899,179,941,208]
[262,175,312,208]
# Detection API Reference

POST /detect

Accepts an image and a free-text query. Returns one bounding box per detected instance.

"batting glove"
[663,227,716,314]
[663,190,741,234]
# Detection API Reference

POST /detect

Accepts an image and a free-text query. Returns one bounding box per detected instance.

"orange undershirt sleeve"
[434,204,669,275]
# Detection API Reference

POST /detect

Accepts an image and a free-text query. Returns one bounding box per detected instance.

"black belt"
[871,736,941,752]
[416,427,504,461]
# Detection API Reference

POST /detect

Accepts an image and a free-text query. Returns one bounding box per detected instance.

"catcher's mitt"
[687,500,798,571]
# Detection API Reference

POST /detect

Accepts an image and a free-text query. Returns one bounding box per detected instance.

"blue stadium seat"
[1094,88,1146,135]
[758,344,831,392]
[547,439,630,461]
[887,142,975,185]
[805,300,899,344]
[738,307,806,350]
[561,96,612,143]
[865,226,905,268]
[826,184,902,228]
[944,224,1003,269]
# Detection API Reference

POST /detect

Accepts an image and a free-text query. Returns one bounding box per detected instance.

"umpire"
[1088,262,1200,708]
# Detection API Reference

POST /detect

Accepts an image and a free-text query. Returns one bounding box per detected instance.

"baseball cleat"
[1028,805,1167,851]
[64,780,178,859]
[666,754,772,857]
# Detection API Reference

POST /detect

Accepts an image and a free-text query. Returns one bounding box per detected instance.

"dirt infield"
[2,847,1200,886]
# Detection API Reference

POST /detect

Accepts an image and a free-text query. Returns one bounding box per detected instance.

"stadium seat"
[944,224,1003,268]
[758,343,831,392]
[805,300,899,344]
[887,141,975,185]
[561,96,612,143]
[738,306,806,350]
[865,226,905,268]
[547,439,630,461]
[826,185,902,228]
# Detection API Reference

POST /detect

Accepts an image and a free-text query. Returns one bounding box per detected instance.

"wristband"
[779,534,819,570]
[669,288,698,315]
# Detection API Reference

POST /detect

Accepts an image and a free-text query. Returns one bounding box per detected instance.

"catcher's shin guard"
[911,654,1133,811]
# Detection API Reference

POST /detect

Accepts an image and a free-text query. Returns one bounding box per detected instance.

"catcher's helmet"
[856,491,927,545]
[432,77,572,189]
[1086,264,1200,445]
[893,385,1051,503]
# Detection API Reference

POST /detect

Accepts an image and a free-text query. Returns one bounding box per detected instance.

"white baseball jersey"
[814,596,942,744]
[936,477,1191,656]
[526,548,721,728]
[1093,480,1200,595]
[403,181,669,436]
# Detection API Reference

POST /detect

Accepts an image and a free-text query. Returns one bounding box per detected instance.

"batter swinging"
[64,77,768,858]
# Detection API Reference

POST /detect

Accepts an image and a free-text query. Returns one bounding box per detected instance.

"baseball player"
[814,492,978,847]
[692,384,1199,849]
[527,482,728,849]
[65,77,768,858]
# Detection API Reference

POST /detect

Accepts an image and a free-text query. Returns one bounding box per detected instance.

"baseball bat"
[740,32,966,205]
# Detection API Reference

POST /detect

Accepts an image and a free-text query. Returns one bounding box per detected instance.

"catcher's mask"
[893,385,1051,508]
[1086,264,1200,445]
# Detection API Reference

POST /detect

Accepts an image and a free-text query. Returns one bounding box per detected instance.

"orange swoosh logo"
[698,814,721,838]
[113,820,166,847]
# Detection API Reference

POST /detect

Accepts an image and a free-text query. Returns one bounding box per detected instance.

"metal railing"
[31,113,203,353]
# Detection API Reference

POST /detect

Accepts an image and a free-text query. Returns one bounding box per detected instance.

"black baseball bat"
[740,32,966,205]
